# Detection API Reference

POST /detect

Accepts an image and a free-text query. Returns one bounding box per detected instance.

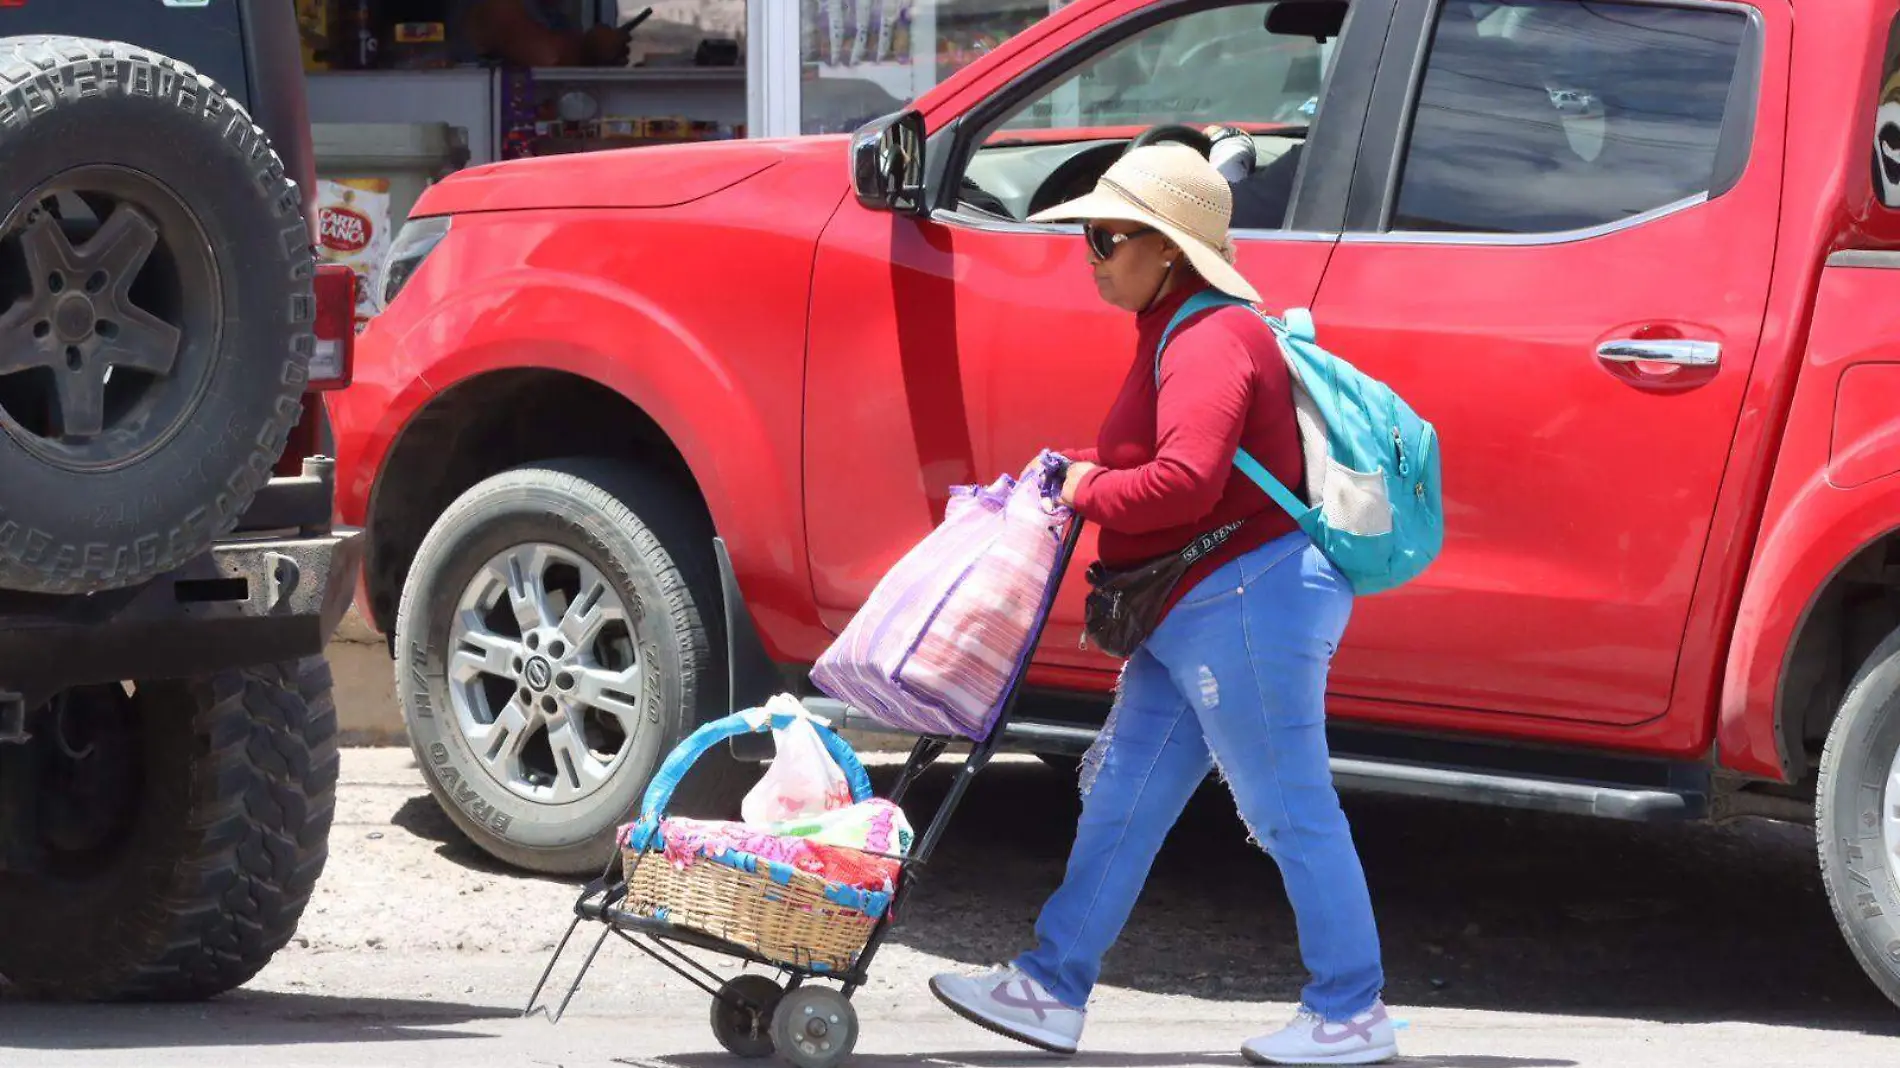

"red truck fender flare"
[356,274,830,661]
[1720,470,1900,781]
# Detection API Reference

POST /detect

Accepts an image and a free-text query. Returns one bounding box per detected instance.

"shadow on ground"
[388,752,734,886]
[876,760,1899,1034]
[639,1049,1578,1067]
[0,991,507,1049]
[393,751,1900,1036]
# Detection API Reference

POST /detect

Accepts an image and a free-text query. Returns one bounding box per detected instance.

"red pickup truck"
[333,0,1900,1009]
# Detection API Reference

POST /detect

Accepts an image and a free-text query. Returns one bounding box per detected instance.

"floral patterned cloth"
[768,796,913,856]
[630,798,911,896]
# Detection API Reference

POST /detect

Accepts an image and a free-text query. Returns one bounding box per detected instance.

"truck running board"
[797,697,1705,824]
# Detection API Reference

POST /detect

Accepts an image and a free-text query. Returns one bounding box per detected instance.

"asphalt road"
[2,749,1896,1068]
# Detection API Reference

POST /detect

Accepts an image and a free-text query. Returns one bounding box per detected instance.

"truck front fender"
[342,207,836,662]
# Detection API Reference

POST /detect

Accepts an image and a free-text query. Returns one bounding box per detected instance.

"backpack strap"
[1152,289,1313,522]
[1234,446,1309,520]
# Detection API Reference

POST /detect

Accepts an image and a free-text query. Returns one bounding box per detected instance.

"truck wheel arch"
[355,265,818,641]
[362,366,704,635]
[1723,484,1900,784]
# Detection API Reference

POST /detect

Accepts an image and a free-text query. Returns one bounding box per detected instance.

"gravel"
[6,747,1892,1067]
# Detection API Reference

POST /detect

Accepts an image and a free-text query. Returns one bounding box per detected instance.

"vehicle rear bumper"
[0,469,363,704]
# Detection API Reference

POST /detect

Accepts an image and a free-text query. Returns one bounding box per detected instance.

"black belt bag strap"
[1082,519,1243,658]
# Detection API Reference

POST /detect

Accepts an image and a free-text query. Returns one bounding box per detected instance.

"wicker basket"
[624,846,881,972]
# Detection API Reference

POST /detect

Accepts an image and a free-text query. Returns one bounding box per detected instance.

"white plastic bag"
[740,699,852,827]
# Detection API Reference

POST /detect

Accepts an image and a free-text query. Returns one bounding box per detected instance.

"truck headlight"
[379,215,451,310]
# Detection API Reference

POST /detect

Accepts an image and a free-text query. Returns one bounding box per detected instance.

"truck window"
[996,4,1330,133]
[1391,0,1750,235]
[1875,11,1900,208]
[955,1,1341,229]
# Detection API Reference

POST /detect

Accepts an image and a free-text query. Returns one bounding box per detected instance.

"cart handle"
[625,704,874,852]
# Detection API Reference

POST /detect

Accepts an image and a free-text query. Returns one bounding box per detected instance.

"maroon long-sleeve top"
[1068,282,1307,619]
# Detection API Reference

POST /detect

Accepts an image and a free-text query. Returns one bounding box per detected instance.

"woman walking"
[928,143,1396,1066]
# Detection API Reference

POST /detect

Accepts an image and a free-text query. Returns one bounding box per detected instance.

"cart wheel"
[711,974,784,1058]
[771,986,858,1068]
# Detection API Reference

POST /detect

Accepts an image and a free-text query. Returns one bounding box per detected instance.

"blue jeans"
[1014,532,1384,1020]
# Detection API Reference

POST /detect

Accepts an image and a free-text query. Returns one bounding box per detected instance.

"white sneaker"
[928,964,1084,1055]
[1241,1001,1398,1065]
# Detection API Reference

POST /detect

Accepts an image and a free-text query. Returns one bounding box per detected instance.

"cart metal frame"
[524,512,1086,1044]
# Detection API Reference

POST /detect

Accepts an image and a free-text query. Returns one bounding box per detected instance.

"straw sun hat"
[1028,141,1261,303]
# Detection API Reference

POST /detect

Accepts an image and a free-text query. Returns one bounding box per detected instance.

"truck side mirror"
[851,110,927,215]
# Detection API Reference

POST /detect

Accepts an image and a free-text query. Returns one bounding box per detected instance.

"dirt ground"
[3,747,1897,1067]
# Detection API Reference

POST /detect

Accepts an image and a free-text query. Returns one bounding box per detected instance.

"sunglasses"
[1084,223,1157,261]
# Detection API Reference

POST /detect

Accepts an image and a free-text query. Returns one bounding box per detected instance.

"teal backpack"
[1158,290,1443,596]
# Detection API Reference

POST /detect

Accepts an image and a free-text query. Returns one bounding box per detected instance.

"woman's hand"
[1060,460,1097,506]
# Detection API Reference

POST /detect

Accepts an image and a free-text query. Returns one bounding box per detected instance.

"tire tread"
[1816,626,1900,1007]
[396,458,749,875]
[0,657,338,1001]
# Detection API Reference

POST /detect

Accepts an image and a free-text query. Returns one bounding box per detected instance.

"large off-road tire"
[0,37,314,594]
[0,657,338,1000]
[1817,624,1900,1009]
[395,458,749,875]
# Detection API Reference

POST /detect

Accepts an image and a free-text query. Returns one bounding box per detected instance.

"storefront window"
[608,1,748,64]
[798,1,1070,135]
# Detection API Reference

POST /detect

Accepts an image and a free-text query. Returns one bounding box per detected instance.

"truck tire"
[1817,624,1900,1008]
[0,37,314,595]
[0,657,337,1000]
[395,459,749,875]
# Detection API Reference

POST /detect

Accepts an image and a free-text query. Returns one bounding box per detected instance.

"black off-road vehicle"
[0,1,361,1000]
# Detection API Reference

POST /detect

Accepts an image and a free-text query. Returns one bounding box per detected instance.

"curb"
[329,604,406,746]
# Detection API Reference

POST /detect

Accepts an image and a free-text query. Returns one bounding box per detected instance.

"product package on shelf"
[314,177,392,333]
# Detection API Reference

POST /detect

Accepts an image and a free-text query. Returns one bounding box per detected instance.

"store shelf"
[529,66,745,83]
[306,68,500,164]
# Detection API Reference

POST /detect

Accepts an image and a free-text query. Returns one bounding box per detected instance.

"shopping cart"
[524,509,1086,1068]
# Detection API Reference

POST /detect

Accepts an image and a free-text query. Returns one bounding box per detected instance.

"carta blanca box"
[314,177,392,333]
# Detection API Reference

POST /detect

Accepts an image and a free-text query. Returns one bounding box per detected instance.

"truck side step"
[799,697,1705,824]
[1325,756,1696,821]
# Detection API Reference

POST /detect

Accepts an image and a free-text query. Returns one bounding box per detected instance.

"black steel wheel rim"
[713,974,782,1057]
[0,165,221,471]
[29,684,142,880]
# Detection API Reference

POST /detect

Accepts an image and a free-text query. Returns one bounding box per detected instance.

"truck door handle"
[1595,339,1721,368]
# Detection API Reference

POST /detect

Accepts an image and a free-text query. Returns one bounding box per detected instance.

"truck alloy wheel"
[445,542,646,805]
[1818,624,1900,1007]
[395,458,747,875]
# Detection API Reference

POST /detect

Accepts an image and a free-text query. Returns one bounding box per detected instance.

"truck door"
[1307,0,1785,724]
[803,0,1391,658]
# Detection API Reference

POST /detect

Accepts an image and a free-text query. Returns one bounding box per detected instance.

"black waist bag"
[1082,520,1242,658]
